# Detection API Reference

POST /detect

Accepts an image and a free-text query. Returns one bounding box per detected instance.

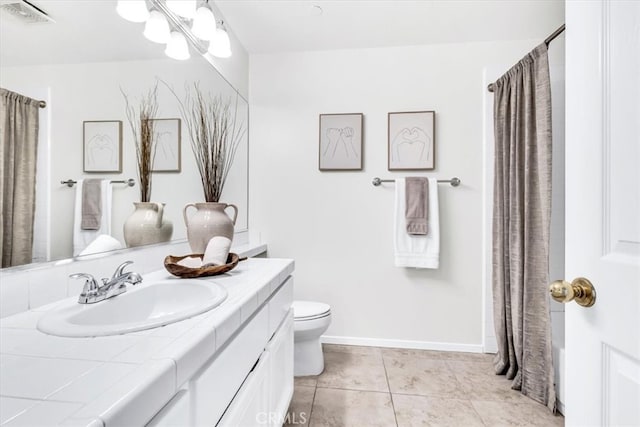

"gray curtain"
[0,88,40,268]
[491,44,556,412]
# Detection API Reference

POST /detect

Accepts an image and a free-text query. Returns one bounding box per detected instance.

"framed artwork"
[83,120,122,173]
[388,110,435,170]
[318,113,363,171]
[150,118,181,172]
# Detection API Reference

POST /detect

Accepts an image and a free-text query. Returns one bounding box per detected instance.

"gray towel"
[405,177,428,235]
[81,179,102,230]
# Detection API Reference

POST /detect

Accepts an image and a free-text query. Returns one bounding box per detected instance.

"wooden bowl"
[164,253,245,278]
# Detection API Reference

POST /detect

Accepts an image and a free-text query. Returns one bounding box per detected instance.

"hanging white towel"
[73,179,113,256]
[394,177,440,269]
[78,234,122,256]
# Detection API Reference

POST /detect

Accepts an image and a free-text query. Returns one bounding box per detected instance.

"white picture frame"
[319,113,363,171]
[388,110,435,170]
[83,120,122,173]
[150,118,181,172]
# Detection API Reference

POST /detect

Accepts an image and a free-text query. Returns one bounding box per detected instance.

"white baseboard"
[483,340,498,354]
[321,335,485,354]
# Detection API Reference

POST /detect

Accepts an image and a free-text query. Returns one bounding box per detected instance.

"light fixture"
[116,0,149,23]
[191,5,216,41]
[166,0,197,19]
[208,27,231,58]
[165,31,191,60]
[143,10,171,44]
[115,0,233,61]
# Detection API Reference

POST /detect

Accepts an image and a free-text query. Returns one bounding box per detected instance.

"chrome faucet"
[70,261,143,304]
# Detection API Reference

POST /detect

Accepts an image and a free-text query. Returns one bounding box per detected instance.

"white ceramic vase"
[123,202,173,248]
[183,202,238,253]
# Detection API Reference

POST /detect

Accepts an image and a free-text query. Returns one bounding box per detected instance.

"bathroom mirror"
[0,0,248,268]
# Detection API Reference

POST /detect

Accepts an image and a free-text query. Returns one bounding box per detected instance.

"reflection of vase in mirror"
[123,202,173,248]
[183,202,237,253]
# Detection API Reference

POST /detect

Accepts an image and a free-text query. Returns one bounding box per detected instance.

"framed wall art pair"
[318,111,435,171]
[82,119,182,173]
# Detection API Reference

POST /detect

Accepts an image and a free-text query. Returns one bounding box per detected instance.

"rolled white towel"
[176,256,203,269]
[78,234,122,256]
[202,236,232,267]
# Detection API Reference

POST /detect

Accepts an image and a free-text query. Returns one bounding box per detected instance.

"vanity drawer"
[268,276,293,339]
[217,352,270,427]
[217,309,294,427]
[267,311,294,426]
[190,303,269,426]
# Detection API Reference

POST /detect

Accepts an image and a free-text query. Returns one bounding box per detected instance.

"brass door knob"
[549,277,596,307]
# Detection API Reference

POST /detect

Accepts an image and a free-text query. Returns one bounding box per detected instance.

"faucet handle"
[70,273,99,294]
[112,261,134,279]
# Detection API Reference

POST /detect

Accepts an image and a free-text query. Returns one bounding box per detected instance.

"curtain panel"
[491,43,556,412]
[0,88,40,268]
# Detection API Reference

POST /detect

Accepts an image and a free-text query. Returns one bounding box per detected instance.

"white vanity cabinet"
[266,314,294,425]
[148,277,294,427]
[220,315,294,427]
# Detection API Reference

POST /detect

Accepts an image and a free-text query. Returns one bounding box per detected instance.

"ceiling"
[0,0,564,67]
[215,0,565,54]
[0,1,166,66]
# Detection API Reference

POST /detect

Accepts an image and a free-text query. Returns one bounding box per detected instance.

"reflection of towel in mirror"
[394,178,440,269]
[79,234,122,256]
[73,180,113,256]
[81,179,102,230]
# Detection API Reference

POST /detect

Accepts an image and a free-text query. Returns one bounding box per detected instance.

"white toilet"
[292,300,332,377]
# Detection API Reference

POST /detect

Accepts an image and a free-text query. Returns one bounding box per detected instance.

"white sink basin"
[37,279,228,337]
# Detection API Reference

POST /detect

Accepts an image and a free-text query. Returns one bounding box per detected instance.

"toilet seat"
[293,301,331,321]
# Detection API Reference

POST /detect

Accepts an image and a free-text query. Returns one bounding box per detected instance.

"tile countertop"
[0,257,294,427]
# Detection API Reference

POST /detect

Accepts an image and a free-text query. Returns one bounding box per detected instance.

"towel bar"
[372,177,460,187]
[61,179,136,188]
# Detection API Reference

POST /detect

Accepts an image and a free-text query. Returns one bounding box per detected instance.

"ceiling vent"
[0,0,54,24]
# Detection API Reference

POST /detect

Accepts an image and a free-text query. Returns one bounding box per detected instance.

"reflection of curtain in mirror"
[0,88,40,268]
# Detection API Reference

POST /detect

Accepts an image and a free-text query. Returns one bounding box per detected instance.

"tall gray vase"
[123,202,173,248]
[183,202,238,253]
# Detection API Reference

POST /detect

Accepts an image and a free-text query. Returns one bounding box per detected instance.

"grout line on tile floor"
[381,349,399,427]
[307,383,318,427]
[467,399,490,426]
[314,386,392,394]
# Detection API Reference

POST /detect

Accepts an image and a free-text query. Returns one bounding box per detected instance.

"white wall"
[205,4,249,100]
[548,39,567,412]
[249,39,550,348]
[1,57,248,261]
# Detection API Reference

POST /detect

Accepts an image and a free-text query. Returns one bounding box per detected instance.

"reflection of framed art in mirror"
[83,120,123,173]
[150,118,181,173]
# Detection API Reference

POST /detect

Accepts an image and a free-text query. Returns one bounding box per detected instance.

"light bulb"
[208,28,232,58]
[191,6,217,41]
[166,0,197,19]
[143,11,171,44]
[116,0,150,23]
[165,31,191,60]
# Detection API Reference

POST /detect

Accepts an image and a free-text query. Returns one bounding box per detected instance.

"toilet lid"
[293,301,331,320]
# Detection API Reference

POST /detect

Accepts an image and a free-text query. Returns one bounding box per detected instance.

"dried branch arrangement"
[121,83,159,202]
[166,82,245,202]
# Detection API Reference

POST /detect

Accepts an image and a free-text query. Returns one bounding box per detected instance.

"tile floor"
[285,344,564,427]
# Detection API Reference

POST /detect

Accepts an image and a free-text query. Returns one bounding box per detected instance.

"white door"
[564,1,640,426]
